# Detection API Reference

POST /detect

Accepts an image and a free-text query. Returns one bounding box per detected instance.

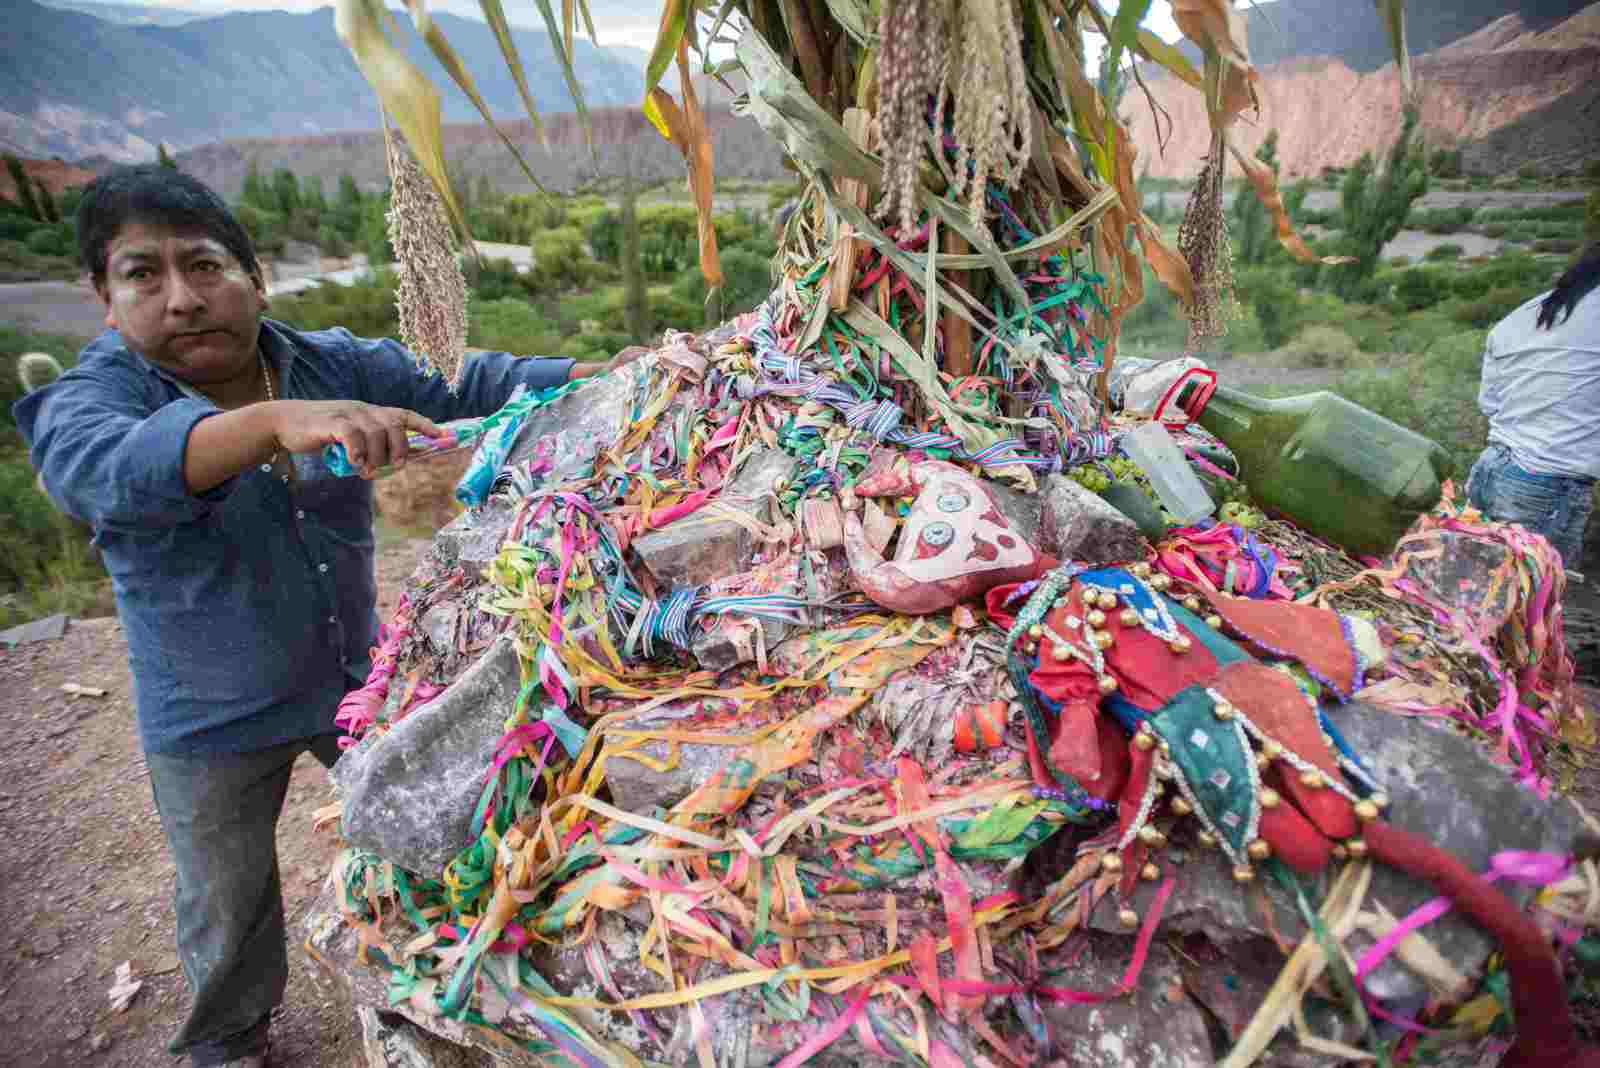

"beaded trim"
[1156,713,1263,871]
[1080,568,1183,644]
[1114,764,1164,852]
[1206,686,1362,806]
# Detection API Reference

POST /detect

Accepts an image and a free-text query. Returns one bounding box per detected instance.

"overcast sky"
[73,0,1185,57]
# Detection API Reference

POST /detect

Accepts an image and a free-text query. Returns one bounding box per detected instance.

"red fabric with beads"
[1209,594,1360,698]
[1211,661,1357,841]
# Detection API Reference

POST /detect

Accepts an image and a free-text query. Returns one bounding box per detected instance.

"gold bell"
[1204,614,1223,630]
[1100,590,1120,610]
[1346,838,1369,859]
[1330,843,1349,861]
[1247,839,1272,861]
[1261,740,1283,760]
[1028,624,1043,639]
[1052,644,1072,662]
[1134,730,1156,752]
[1170,796,1194,817]
[1256,752,1272,771]
[1213,700,1235,721]
[1100,852,1123,874]
[1150,574,1172,592]
[1138,825,1168,848]
[1118,907,1140,929]
[1132,562,1152,579]
[1140,863,1160,882]
[1092,630,1115,650]
[1353,799,1380,823]
[1169,635,1192,654]
[1233,865,1256,884]
[1198,829,1219,848]
[1086,609,1107,627]
[1098,675,1119,695]
[1183,596,1202,612]
[1259,788,1281,809]
[1300,769,1325,789]
[1120,609,1142,627]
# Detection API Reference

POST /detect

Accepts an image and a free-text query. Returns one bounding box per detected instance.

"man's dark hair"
[1538,242,1600,330]
[76,164,259,288]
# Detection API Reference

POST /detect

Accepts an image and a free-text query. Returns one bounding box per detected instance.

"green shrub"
[1424,243,1464,262]
[1240,268,1299,349]
[529,226,591,290]
[1452,286,1528,329]
[269,271,401,339]
[1480,223,1508,238]
[467,297,565,355]
[1429,147,1464,179]
[669,248,775,325]
[1388,255,1411,267]
[1532,237,1581,255]
[1411,206,1474,233]
[1279,325,1360,368]
[1393,266,1450,311]
[1477,202,1585,225]
[23,225,73,257]
[1336,330,1488,476]
[466,257,534,302]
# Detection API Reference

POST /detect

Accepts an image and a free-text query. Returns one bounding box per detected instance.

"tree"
[302,175,328,218]
[35,183,58,224]
[4,155,43,221]
[1232,130,1280,265]
[1328,107,1428,298]
[241,162,269,212]
[271,168,301,219]
[157,142,179,170]
[621,179,646,343]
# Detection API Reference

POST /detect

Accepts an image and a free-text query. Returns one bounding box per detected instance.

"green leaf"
[529,0,594,152]
[475,0,544,142]
[820,0,874,46]
[404,1,547,193]
[1104,0,1154,88]
[644,0,690,102]
[1374,0,1412,99]
[951,798,1045,850]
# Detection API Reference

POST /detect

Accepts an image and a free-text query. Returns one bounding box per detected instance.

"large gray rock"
[358,1006,496,1068]
[690,615,791,673]
[1037,933,1213,1068]
[1093,699,1582,1004]
[304,878,866,1068]
[602,708,735,814]
[633,448,796,590]
[333,638,523,874]
[1037,473,1149,564]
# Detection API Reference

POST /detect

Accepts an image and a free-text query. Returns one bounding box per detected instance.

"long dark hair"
[1537,242,1600,330]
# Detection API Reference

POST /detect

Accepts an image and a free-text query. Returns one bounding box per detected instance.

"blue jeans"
[147,733,342,1066]
[1466,444,1594,569]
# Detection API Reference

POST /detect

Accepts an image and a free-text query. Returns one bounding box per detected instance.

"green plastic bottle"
[1187,384,1454,558]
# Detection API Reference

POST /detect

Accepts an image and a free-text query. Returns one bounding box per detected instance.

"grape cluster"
[1219,501,1266,529]
[1066,456,1143,494]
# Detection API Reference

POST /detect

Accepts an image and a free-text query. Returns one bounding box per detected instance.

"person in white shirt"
[1468,243,1600,571]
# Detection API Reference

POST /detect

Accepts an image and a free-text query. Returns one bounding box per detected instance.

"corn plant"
[334,0,1411,384]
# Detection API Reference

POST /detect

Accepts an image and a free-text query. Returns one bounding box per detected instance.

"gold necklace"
[259,351,281,465]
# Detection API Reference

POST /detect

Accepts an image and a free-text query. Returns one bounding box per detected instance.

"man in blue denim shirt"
[1468,243,1600,573]
[12,166,632,1067]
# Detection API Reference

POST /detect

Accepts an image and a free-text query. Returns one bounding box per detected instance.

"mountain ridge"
[0,0,647,164]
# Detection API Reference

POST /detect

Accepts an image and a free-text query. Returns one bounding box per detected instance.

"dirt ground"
[0,534,432,1068]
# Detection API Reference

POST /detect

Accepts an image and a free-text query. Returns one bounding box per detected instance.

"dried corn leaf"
[822,0,874,45]
[1136,220,1196,311]
[476,0,545,142]
[1375,0,1413,99]
[405,0,546,192]
[647,40,723,291]
[1228,138,1355,265]
[1170,0,1259,127]
[643,0,690,133]
[335,0,470,241]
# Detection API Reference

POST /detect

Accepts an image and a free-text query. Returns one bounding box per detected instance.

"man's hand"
[269,400,444,477]
[183,399,443,493]
[566,345,652,382]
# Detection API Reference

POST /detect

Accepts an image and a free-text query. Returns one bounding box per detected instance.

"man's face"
[96,221,266,386]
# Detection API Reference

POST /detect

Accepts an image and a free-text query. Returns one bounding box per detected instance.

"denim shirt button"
[318,563,329,573]
[296,510,306,520]
[259,463,272,473]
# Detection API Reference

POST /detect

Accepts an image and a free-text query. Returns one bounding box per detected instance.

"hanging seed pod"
[385,129,468,390]
[875,0,950,236]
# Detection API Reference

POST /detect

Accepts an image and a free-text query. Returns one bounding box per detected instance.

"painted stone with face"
[843,459,1047,615]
